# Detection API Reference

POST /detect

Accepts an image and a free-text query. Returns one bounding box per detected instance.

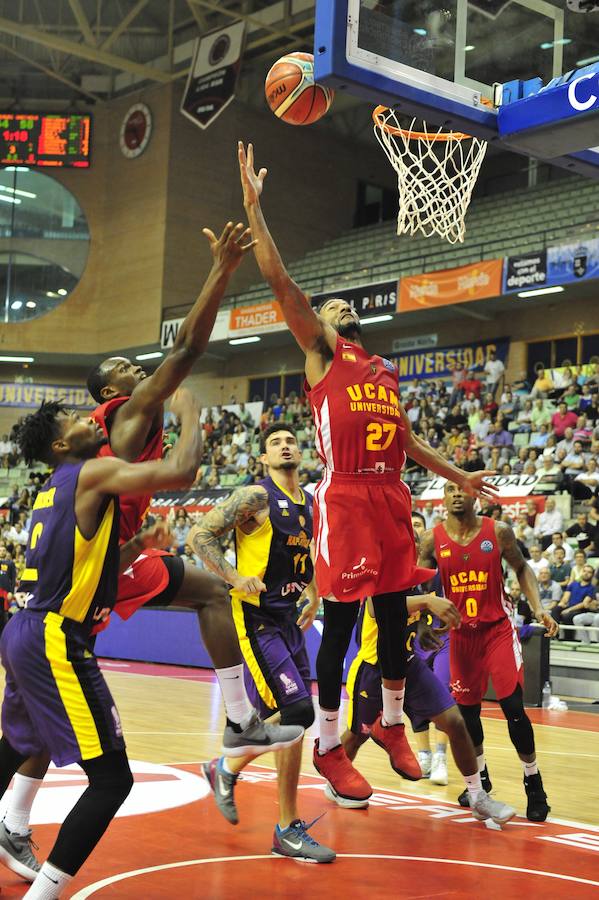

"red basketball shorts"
[313,471,435,602]
[92,548,171,635]
[449,616,524,705]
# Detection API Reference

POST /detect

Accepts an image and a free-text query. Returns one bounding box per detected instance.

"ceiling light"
[10,300,23,310]
[0,195,21,204]
[3,166,29,172]
[25,300,37,308]
[57,288,68,296]
[229,336,261,345]
[577,55,599,67]
[0,185,36,199]
[0,355,34,362]
[541,38,572,50]
[413,28,427,36]
[464,45,475,51]
[46,291,59,298]
[517,286,564,298]
[359,314,393,325]
[135,351,163,361]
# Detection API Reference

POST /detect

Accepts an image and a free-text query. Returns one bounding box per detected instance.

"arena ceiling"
[0,1,375,138]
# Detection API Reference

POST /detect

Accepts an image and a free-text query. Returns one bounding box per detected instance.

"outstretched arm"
[496,521,558,637]
[400,405,499,501]
[111,222,255,428]
[80,390,201,501]
[238,142,336,372]
[188,484,269,591]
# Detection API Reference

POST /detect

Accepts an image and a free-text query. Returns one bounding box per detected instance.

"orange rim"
[372,100,493,142]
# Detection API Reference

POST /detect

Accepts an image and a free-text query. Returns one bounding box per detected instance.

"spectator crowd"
[1,359,598,641]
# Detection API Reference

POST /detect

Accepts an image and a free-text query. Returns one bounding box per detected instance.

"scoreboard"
[0,113,91,168]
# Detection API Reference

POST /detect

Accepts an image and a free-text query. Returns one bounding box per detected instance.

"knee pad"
[498,686,525,722]
[84,751,134,797]
[280,698,315,730]
[457,703,484,747]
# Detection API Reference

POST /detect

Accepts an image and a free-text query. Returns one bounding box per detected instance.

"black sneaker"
[524,772,550,822]
[458,766,492,808]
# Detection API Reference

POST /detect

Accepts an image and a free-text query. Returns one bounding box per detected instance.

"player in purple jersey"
[411,511,451,784]
[191,423,335,863]
[0,391,202,898]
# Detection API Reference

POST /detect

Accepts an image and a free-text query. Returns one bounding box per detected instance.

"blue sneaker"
[202,757,239,825]
[272,816,336,863]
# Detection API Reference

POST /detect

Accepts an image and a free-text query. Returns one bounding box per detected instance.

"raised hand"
[238,141,267,205]
[461,470,500,501]
[202,220,257,273]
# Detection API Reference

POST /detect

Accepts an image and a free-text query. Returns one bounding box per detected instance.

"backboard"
[314,0,599,177]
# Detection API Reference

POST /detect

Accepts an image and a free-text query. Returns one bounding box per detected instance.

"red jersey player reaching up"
[0,224,304,884]
[238,141,499,806]
[418,481,558,821]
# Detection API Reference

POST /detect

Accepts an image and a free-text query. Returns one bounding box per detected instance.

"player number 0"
[466,597,478,617]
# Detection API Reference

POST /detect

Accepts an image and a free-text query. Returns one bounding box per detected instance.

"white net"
[373,108,488,245]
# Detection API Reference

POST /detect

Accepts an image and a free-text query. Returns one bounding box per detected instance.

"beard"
[336,319,362,340]
[271,460,299,471]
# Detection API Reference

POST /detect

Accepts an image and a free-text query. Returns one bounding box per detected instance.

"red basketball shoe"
[370,716,422,780]
[313,740,372,808]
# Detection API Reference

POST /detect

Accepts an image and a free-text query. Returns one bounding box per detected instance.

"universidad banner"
[0,383,93,409]
[390,337,509,383]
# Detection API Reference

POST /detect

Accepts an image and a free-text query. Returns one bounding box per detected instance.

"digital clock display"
[0,112,91,168]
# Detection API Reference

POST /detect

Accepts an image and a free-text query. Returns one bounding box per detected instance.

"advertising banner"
[228,300,286,336]
[398,259,503,312]
[0,383,93,409]
[503,251,547,292]
[417,474,542,500]
[310,280,398,315]
[390,337,509,383]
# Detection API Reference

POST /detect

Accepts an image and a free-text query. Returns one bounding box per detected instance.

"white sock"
[464,771,483,800]
[476,753,486,773]
[214,665,253,726]
[435,743,447,755]
[523,759,538,777]
[24,862,72,899]
[318,707,340,753]
[418,750,432,759]
[381,685,405,726]
[4,774,42,835]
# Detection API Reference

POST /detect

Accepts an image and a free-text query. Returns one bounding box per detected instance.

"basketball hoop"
[372,106,488,245]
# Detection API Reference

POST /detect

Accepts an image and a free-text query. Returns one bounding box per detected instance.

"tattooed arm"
[188,485,270,591]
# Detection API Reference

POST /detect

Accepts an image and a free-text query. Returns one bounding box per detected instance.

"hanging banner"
[0,383,93,409]
[399,259,503,312]
[310,280,398,315]
[503,250,548,292]
[180,21,246,130]
[390,337,509,383]
[150,488,230,515]
[228,300,286,336]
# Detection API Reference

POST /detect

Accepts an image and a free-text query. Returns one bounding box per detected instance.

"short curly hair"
[13,401,67,466]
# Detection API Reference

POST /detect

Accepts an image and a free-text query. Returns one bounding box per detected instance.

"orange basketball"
[265,52,334,126]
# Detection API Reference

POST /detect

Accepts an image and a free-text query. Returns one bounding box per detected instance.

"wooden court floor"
[1,661,598,899]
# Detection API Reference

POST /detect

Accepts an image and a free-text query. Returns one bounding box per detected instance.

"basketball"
[265,51,334,125]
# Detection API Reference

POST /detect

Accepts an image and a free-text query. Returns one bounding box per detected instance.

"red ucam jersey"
[433,516,510,626]
[92,397,163,542]
[306,335,407,475]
